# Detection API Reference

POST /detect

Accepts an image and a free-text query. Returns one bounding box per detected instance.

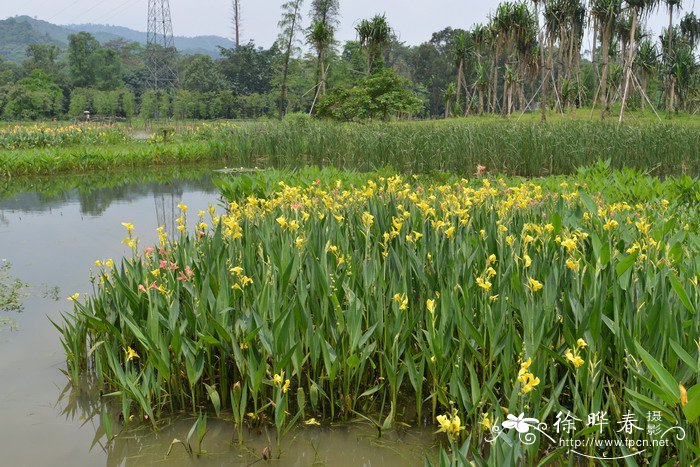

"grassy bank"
[1,118,699,178]
[58,167,699,464]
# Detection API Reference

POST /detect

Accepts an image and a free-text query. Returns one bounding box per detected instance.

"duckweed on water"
[57,169,700,464]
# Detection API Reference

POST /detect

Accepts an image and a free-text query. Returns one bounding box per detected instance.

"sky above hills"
[1,0,699,49]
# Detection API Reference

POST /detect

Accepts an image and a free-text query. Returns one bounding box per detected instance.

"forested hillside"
[0,16,234,62]
[0,1,698,122]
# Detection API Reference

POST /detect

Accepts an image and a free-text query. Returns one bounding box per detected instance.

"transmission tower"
[146,0,178,90]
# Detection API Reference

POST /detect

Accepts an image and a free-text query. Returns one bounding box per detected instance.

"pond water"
[0,168,438,466]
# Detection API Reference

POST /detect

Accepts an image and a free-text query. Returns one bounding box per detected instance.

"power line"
[62,0,112,25]
[47,0,83,22]
[90,0,142,25]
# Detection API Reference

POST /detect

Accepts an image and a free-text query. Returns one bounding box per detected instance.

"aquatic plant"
[57,169,700,464]
[2,119,700,178]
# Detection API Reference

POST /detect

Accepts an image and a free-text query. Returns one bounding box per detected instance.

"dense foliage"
[58,167,699,464]
[1,118,699,178]
[1,1,699,121]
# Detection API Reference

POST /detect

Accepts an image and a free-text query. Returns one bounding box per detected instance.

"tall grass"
[204,119,700,177]
[2,119,698,178]
[57,168,700,464]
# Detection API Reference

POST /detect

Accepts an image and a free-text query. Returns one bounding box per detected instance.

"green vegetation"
[0,260,28,331]
[1,2,699,121]
[1,118,698,179]
[57,166,700,464]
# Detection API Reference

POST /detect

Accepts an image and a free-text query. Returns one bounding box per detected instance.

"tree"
[356,14,392,75]
[140,90,172,119]
[68,32,102,88]
[664,0,683,109]
[218,42,278,94]
[592,0,622,118]
[23,44,62,80]
[68,88,95,117]
[680,11,700,49]
[2,70,63,120]
[410,36,454,117]
[452,30,472,115]
[277,0,305,117]
[619,0,661,123]
[94,48,123,91]
[471,24,491,115]
[635,39,658,109]
[308,0,340,106]
[181,55,225,93]
[317,68,423,121]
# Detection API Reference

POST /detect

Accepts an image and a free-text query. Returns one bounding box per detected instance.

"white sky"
[1,0,699,48]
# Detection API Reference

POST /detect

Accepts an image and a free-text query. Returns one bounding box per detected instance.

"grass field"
[1,116,699,179]
[57,166,700,465]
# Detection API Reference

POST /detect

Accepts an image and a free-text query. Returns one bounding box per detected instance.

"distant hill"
[0,15,235,62]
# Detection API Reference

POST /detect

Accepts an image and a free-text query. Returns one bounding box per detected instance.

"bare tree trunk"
[279,0,302,118]
[665,5,674,110]
[600,21,612,119]
[669,75,676,112]
[543,32,554,121]
[456,59,464,110]
[538,4,547,123]
[558,29,566,99]
[461,73,471,116]
[491,43,500,113]
[640,74,647,111]
[320,51,327,95]
[233,0,241,47]
[479,88,484,115]
[619,7,639,123]
[591,17,598,74]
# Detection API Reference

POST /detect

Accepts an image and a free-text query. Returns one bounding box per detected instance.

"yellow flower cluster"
[436,408,465,440]
[518,358,540,394]
[564,338,588,369]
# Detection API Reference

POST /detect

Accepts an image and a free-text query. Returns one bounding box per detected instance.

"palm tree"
[635,38,658,110]
[443,82,457,117]
[591,0,622,119]
[668,44,697,111]
[473,63,489,114]
[680,12,700,49]
[452,31,473,115]
[471,24,490,114]
[514,7,538,112]
[308,0,339,100]
[488,11,506,113]
[530,0,548,121]
[277,0,304,118]
[356,14,391,75]
[308,22,334,97]
[619,0,660,123]
[543,0,562,115]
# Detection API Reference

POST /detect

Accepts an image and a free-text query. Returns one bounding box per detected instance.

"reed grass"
[2,119,698,179]
[56,167,700,464]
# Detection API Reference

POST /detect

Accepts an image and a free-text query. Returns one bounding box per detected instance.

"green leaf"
[635,342,680,403]
[669,339,698,373]
[204,384,221,417]
[683,384,700,423]
[669,273,696,315]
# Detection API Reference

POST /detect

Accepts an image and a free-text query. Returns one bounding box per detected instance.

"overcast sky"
[2,0,699,49]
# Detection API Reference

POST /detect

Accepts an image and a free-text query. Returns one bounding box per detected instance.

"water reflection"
[56,380,438,467]
[0,165,220,216]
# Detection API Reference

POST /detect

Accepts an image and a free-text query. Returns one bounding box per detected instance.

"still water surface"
[0,170,437,466]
